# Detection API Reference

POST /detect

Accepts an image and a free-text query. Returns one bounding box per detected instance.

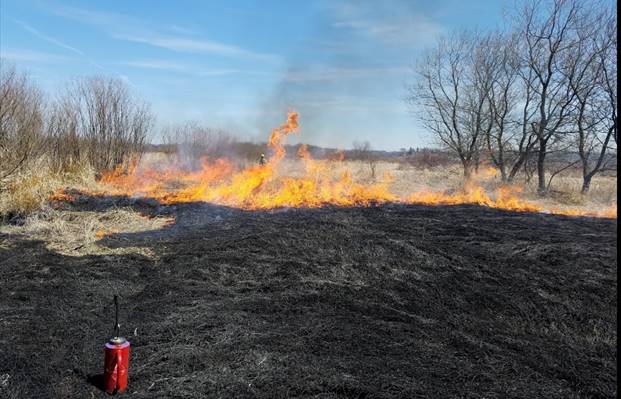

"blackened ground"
[0,200,617,398]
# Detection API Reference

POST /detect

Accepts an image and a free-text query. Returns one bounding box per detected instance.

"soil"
[0,195,617,398]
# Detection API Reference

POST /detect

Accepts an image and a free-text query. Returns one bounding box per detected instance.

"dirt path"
[0,200,617,398]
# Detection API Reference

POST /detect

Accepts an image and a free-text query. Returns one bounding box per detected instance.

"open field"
[1,149,616,220]
[0,191,617,398]
[138,152,618,204]
[1,0,617,396]
[0,154,617,398]
[310,159,618,209]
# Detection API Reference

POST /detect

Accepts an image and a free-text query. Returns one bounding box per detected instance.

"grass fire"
[51,111,616,218]
[0,0,617,398]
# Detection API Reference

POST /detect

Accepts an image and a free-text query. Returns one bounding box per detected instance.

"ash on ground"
[0,197,617,398]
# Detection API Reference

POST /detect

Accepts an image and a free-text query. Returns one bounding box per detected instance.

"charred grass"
[0,196,617,398]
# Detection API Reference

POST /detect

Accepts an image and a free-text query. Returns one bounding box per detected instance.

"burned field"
[0,198,617,398]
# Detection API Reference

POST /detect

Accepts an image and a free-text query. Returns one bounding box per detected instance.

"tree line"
[0,63,152,185]
[408,0,617,193]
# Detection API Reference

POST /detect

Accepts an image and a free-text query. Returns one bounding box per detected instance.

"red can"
[103,337,130,394]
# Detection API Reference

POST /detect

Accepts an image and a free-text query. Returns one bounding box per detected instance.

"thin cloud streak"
[117,59,274,77]
[13,19,84,55]
[51,5,281,63]
[332,18,443,44]
[329,1,444,47]
[119,60,189,71]
[0,48,73,63]
[12,19,106,70]
[112,32,280,62]
[300,98,405,113]
[51,5,130,28]
[284,66,410,82]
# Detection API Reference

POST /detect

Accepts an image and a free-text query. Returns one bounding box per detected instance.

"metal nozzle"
[113,295,121,339]
[109,336,127,345]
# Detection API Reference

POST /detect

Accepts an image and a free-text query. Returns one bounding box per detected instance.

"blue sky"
[0,0,506,150]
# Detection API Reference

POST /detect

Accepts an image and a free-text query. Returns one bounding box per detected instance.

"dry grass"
[336,160,617,211]
[1,155,616,222]
[0,160,96,219]
[543,174,618,204]
[104,152,621,207]
[0,205,171,257]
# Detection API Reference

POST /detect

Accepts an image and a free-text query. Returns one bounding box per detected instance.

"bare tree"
[566,6,617,193]
[515,0,585,194]
[409,31,494,179]
[600,15,618,148]
[0,62,44,184]
[47,93,82,172]
[49,77,153,174]
[352,140,377,179]
[161,122,235,168]
[482,32,539,182]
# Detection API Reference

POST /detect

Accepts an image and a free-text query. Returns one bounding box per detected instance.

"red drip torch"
[103,295,130,394]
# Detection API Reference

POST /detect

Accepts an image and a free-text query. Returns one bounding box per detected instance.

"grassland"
[0,156,617,398]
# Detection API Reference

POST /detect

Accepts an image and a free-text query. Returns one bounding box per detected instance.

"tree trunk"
[507,158,523,183]
[536,140,547,195]
[462,160,473,180]
[581,174,593,193]
[499,165,507,182]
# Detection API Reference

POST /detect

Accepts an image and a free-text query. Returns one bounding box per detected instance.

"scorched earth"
[0,195,617,398]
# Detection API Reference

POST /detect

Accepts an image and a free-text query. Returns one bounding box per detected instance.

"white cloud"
[111,32,279,62]
[296,94,405,113]
[0,48,72,63]
[118,60,190,72]
[284,66,410,82]
[117,59,274,78]
[52,6,128,27]
[51,5,280,62]
[11,19,106,70]
[329,1,443,47]
[166,24,197,35]
[13,19,84,55]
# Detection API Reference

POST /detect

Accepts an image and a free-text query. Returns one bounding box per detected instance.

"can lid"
[109,336,127,345]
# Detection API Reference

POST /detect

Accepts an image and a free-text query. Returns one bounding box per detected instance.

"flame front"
[76,111,615,218]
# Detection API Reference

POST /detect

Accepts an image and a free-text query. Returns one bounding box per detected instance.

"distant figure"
[259,153,266,165]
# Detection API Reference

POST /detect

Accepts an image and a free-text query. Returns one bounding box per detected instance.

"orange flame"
[95,229,118,239]
[49,189,75,202]
[406,184,542,213]
[51,111,615,219]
